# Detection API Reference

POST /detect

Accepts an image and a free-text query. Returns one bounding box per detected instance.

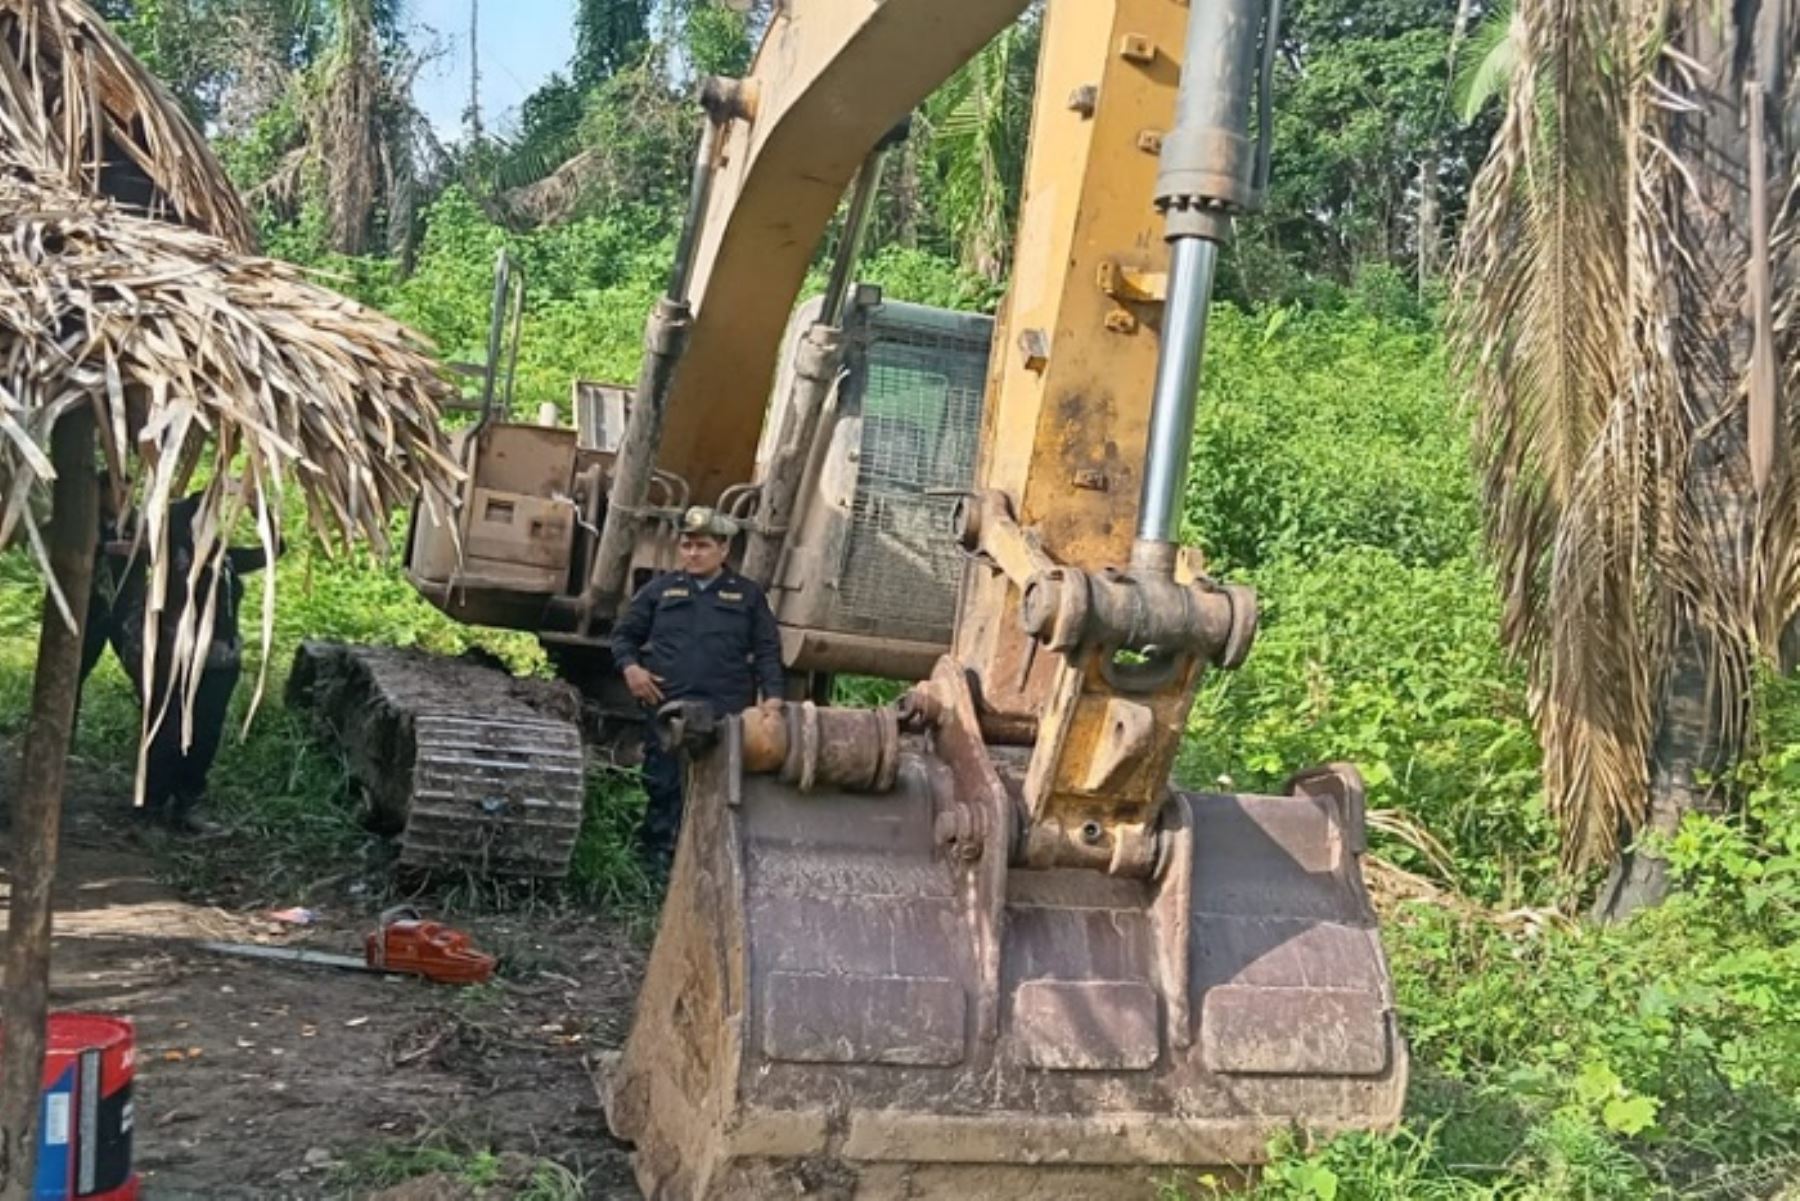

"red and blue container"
[0,1013,137,1201]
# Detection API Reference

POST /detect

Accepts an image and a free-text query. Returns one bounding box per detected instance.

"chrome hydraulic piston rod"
[1135,0,1280,561]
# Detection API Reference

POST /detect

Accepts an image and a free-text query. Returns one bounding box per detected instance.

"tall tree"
[223,0,436,257]
[317,0,381,252]
[922,10,1039,281]
[1453,0,1800,917]
[466,0,482,141]
[574,0,651,88]
[1416,0,1480,284]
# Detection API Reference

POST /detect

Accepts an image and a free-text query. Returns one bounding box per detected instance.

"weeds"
[332,1131,592,1199]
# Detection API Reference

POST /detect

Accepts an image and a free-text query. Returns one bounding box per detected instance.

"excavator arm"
[590,2,1411,1195]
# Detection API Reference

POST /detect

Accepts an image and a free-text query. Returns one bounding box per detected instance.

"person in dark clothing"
[610,505,785,872]
[75,479,127,725]
[106,493,278,832]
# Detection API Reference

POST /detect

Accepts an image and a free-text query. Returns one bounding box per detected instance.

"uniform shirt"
[611,569,785,715]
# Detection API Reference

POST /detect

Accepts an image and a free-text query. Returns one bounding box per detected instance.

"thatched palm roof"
[0,149,460,730]
[0,0,254,249]
[0,0,459,751]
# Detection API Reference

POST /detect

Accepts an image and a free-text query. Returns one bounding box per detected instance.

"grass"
[332,1131,592,1199]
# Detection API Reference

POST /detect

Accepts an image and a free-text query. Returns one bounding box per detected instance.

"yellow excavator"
[292,0,1408,1192]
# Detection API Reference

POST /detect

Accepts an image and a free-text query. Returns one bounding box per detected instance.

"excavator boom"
[652,0,1032,505]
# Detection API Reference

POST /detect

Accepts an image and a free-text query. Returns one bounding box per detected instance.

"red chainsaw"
[196,906,497,985]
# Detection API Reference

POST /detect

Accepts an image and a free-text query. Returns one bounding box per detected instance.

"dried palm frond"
[503,147,605,226]
[1451,0,1643,870]
[0,0,254,250]
[0,152,459,794]
[1453,0,1800,881]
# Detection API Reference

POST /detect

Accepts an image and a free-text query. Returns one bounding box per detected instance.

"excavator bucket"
[605,675,1408,1200]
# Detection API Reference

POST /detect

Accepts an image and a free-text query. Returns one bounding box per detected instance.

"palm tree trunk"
[0,410,97,1201]
[1596,0,1791,920]
[1419,0,1479,288]
[324,0,380,256]
[894,138,922,249]
[1594,624,1727,918]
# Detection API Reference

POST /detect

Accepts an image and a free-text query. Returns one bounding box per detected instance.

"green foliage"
[565,765,653,912]
[921,12,1040,280]
[487,72,588,191]
[516,56,700,227]
[1221,0,1500,302]
[574,0,653,88]
[1182,547,1552,900]
[308,187,669,414]
[1186,302,1475,573]
[679,3,755,77]
[217,96,307,197]
[1169,854,1800,1198]
[857,244,1006,313]
[334,1133,589,1199]
[1453,1,1519,126]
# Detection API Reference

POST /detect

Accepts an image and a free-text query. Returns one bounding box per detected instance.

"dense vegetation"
[2,1,1797,1196]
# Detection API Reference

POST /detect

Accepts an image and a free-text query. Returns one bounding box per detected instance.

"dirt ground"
[1,758,647,1200]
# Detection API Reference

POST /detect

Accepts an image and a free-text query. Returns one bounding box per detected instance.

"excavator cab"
[402,260,992,674]
[759,287,994,681]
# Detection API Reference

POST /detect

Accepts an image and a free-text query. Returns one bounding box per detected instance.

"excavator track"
[288,642,587,878]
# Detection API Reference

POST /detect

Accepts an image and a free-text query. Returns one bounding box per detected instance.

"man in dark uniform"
[104,492,278,832]
[610,506,785,873]
[75,476,127,727]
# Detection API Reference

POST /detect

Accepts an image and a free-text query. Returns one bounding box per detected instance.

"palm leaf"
[1454,0,1521,124]
[0,0,255,250]
[1452,0,1645,871]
